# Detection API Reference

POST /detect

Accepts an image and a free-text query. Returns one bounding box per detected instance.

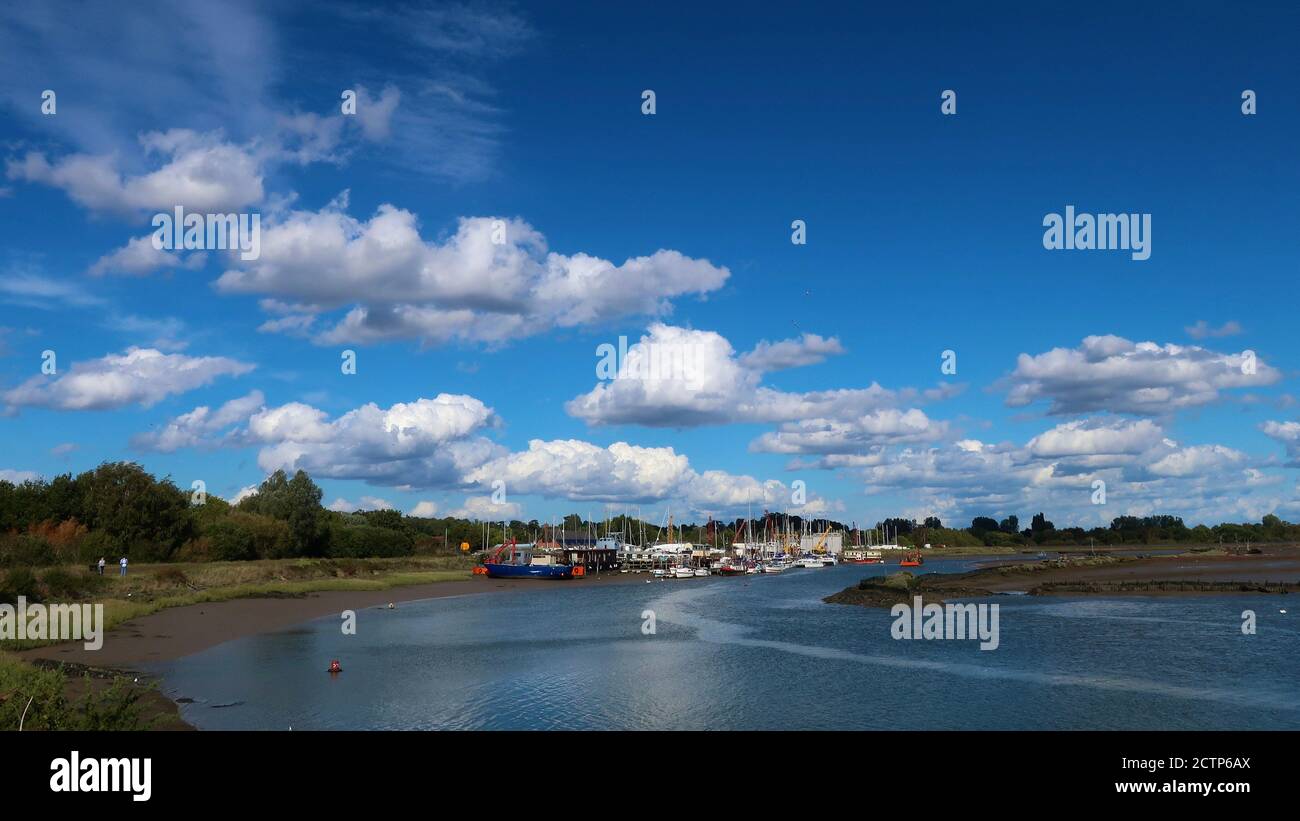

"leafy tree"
[238,470,291,519]
[998,515,1019,534]
[238,470,326,556]
[285,471,326,555]
[77,462,192,558]
[363,509,405,531]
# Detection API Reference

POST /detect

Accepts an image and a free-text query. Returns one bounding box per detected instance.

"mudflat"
[19,570,642,668]
[827,547,1300,609]
[953,547,1300,591]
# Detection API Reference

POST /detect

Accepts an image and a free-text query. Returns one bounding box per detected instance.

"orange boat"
[899,550,924,567]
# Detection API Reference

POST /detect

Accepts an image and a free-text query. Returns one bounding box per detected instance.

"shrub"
[0,534,58,567]
[203,511,292,560]
[981,530,1023,548]
[75,675,147,731]
[327,524,414,559]
[0,658,67,728]
[127,539,171,563]
[76,530,117,565]
[173,536,212,562]
[153,566,191,586]
[25,519,88,564]
[0,659,146,730]
[0,567,41,603]
[40,567,109,600]
[207,519,257,561]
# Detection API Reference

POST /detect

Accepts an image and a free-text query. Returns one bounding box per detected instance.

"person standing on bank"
[97,556,106,575]
[119,555,128,577]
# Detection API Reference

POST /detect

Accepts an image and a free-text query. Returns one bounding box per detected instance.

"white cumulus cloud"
[1006,335,1280,415]
[214,209,729,347]
[3,347,254,412]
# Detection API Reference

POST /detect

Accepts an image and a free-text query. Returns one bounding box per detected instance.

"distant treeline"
[0,462,1290,567]
[0,463,504,566]
[870,513,1290,549]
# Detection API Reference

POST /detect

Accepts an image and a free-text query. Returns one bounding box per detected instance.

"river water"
[149,558,1300,729]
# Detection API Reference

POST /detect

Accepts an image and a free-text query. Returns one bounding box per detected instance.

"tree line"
[0,462,492,566]
[870,512,1291,549]
[1,462,1293,568]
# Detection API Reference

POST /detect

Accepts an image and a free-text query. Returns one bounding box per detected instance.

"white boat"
[655,542,696,556]
[797,556,825,568]
[673,566,695,579]
[693,567,710,577]
[760,562,785,574]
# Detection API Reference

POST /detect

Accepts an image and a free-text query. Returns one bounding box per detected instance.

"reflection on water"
[149,559,1300,730]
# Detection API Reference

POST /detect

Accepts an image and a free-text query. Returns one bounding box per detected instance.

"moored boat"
[484,561,575,579]
[483,538,576,579]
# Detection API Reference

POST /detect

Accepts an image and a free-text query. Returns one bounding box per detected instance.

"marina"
[474,511,866,580]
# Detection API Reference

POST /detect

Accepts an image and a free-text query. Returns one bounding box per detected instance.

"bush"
[203,511,292,560]
[0,659,146,730]
[0,567,41,603]
[126,539,171,563]
[981,530,1024,548]
[25,519,88,564]
[153,566,191,586]
[0,658,66,728]
[0,534,58,567]
[40,567,109,600]
[173,536,211,562]
[327,524,414,559]
[76,530,117,565]
[206,519,257,561]
[75,675,148,730]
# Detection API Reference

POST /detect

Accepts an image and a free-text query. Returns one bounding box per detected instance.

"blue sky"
[1,1,1298,528]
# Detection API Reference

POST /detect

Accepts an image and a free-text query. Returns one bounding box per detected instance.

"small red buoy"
[328,659,342,673]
